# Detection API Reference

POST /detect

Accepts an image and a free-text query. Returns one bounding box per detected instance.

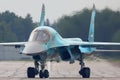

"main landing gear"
[27,60,49,78]
[79,53,90,78]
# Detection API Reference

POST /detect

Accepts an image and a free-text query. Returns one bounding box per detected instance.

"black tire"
[27,67,35,78]
[39,70,44,78]
[44,70,49,78]
[79,67,90,78]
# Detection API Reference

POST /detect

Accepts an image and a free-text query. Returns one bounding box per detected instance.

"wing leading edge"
[0,42,26,46]
[80,42,120,47]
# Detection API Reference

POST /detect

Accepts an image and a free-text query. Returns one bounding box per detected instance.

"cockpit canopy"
[29,26,62,43]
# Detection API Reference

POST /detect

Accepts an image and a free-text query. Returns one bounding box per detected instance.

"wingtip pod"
[40,4,45,26]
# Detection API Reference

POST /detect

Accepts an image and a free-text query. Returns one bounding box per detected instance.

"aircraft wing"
[0,42,26,46]
[73,41,120,52]
[79,42,120,47]
[80,42,120,52]
[64,38,120,47]
[63,38,120,52]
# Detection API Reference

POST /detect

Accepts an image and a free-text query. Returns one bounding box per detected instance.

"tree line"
[1,9,120,43]
[54,8,120,42]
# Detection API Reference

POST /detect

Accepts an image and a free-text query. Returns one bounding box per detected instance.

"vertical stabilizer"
[88,4,96,42]
[40,4,45,26]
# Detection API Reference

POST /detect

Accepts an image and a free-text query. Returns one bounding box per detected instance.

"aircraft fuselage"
[22,26,82,61]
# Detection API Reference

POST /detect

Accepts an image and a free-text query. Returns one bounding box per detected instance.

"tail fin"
[88,4,96,42]
[40,4,45,26]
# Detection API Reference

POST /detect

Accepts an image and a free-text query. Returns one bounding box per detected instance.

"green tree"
[0,11,36,42]
[0,21,17,42]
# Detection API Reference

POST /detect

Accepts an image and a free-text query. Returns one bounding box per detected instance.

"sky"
[0,0,120,23]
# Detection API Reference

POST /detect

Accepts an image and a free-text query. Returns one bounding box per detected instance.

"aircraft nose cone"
[22,42,47,55]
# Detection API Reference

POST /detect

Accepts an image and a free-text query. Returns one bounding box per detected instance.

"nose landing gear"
[27,60,49,78]
[39,61,49,78]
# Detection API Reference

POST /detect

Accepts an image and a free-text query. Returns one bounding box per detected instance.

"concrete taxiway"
[0,59,120,80]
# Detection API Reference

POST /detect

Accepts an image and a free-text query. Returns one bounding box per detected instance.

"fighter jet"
[0,4,120,78]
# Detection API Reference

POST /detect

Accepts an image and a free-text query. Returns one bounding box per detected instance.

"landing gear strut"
[79,53,90,78]
[27,60,49,78]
